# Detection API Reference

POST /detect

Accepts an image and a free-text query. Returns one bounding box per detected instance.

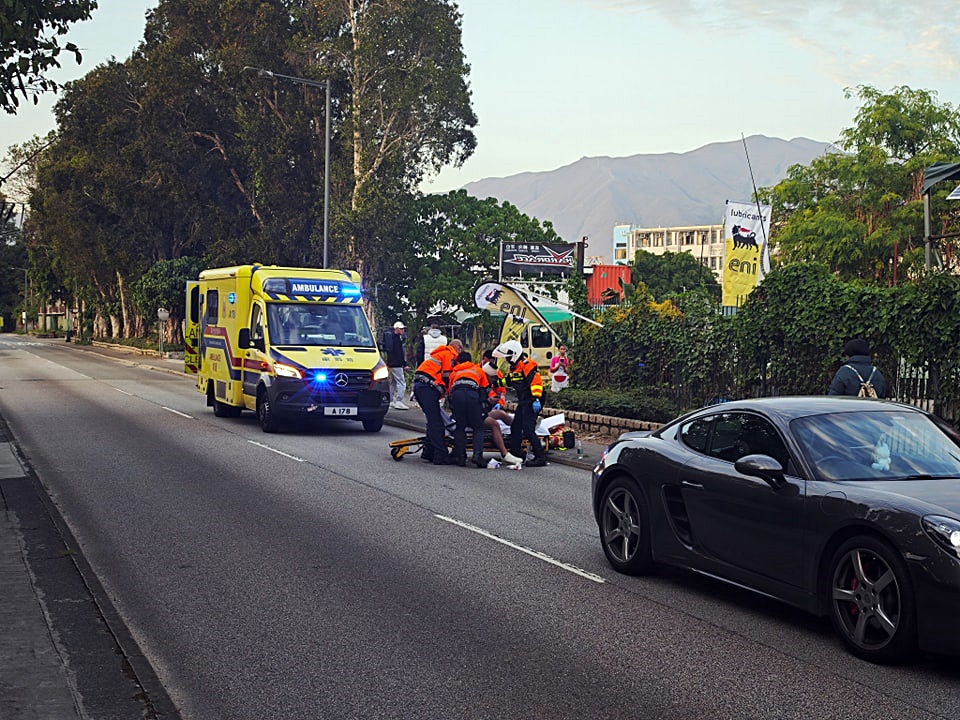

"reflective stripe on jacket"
[504,357,543,401]
[449,361,490,392]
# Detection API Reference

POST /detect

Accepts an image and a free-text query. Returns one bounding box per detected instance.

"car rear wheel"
[598,476,653,575]
[826,535,917,663]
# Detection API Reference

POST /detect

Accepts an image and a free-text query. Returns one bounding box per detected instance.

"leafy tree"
[301,1,477,289]
[631,249,721,302]
[381,190,562,326]
[1,0,96,113]
[131,257,205,344]
[761,85,960,282]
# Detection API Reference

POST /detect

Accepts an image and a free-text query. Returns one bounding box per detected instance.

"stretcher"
[388,412,550,462]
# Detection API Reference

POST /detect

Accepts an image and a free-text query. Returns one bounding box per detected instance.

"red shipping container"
[587,265,632,305]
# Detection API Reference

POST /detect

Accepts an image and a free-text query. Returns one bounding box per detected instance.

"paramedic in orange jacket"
[412,339,462,464]
[493,340,547,467]
[448,351,490,468]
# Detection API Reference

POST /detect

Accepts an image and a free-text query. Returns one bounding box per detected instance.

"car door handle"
[681,480,704,490]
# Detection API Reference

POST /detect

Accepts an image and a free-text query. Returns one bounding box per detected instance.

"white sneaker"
[502,452,523,466]
[394,401,410,410]
[389,400,400,409]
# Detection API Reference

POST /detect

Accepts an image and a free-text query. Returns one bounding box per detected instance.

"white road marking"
[114,387,133,395]
[435,514,606,584]
[247,440,304,462]
[162,406,193,418]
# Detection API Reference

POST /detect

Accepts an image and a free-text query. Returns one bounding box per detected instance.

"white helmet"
[493,339,524,364]
[482,361,499,377]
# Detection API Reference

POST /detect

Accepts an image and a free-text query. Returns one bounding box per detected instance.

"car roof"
[691,396,923,423]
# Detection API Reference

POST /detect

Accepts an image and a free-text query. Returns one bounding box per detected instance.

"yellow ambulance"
[184,265,390,432]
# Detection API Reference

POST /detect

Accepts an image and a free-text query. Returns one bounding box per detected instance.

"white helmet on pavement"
[492,339,524,364]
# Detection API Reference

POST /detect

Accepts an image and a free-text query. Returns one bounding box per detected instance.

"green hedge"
[546,387,680,424]
[566,264,960,423]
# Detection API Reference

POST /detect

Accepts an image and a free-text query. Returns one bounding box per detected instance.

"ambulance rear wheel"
[208,385,237,418]
[362,417,383,433]
[257,390,280,433]
[213,399,241,418]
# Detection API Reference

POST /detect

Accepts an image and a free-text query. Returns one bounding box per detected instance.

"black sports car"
[591,396,960,663]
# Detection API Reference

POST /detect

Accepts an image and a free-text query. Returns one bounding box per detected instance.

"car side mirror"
[238,328,251,348]
[735,454,786,488]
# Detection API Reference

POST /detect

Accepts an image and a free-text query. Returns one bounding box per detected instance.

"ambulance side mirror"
[238,328,251,349]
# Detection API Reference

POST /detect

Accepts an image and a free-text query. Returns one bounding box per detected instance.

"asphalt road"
[2,335,959,719]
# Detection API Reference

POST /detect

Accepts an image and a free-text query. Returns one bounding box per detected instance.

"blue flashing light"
[313,371,330,385]
[228,292,236,304]
[340,284,362,298]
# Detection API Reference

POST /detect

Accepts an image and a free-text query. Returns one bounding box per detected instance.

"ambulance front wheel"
[257,389,280,433]
[362,416,383,433]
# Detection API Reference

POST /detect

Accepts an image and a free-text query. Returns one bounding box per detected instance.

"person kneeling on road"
[493,340,547,467]
[412,339,462,465]
[448,351,489,468]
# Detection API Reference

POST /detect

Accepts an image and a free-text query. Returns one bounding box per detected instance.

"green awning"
[537,307,573,323]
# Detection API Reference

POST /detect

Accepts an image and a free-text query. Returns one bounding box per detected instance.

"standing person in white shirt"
[422,322,447,358]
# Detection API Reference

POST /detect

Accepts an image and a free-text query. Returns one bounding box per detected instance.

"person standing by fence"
[829,338,886,398]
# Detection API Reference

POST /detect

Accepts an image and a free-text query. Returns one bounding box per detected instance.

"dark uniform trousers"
[413,381,450,464]
[510,400,544,461]
[450,386,485,465]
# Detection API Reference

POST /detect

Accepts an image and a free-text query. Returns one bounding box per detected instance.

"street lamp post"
[243,66,331,268]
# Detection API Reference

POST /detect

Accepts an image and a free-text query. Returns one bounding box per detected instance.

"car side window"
[708,412,792,468]
[680,417,711,453]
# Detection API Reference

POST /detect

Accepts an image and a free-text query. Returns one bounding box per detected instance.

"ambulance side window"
[250,304,264,343]
[206,290,219,325]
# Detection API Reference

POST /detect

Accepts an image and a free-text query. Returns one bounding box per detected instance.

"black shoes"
[525,457,547,467]
[471,457,486,469]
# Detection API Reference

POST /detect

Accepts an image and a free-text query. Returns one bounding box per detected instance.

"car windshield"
[267,303,375,348]
[791,410,960,481]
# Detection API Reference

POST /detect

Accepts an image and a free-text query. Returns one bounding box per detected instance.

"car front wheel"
[827,535,917,663]
[598,475,653,575]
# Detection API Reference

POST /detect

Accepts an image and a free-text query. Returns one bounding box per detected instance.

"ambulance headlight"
[373,366,389,382]
[274,363,303,379]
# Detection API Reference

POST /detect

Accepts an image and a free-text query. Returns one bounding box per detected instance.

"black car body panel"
[591,396,960,659]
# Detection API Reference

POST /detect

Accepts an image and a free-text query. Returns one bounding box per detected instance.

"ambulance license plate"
[324,406,357,416]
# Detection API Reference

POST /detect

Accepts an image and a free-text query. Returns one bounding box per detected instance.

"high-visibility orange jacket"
[500,357,543,402]
[448,361,490,393]
[414,343,459,389]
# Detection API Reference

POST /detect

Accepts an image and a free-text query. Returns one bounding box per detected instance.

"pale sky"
[3,0,959,200]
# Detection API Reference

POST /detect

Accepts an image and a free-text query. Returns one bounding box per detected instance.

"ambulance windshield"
[267,304,375,348]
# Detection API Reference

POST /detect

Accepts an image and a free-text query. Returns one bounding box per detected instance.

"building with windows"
[621,223,726,281]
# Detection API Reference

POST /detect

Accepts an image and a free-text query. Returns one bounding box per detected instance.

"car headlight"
[372,365,389,382]
[922,515,960,559]
[274,363,303,379]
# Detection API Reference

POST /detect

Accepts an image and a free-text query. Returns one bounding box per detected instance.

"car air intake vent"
[662,485,693,547]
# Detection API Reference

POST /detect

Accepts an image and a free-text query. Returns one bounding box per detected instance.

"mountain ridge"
[462,135,835,256]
